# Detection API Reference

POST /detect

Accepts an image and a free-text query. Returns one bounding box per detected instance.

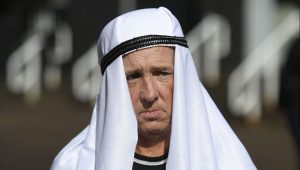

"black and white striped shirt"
[132,152,168,170]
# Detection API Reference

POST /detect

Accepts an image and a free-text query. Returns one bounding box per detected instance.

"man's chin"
[138,124,170,138]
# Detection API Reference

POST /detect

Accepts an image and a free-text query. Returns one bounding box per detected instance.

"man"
[51,7,256,170]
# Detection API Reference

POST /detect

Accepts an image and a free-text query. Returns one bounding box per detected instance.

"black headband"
[100,35,188,74]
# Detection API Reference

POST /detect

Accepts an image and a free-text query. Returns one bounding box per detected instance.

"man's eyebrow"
[125,69,142,75]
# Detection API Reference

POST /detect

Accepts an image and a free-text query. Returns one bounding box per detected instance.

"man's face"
[123,46,174,138]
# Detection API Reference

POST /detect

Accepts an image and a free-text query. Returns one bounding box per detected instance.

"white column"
[242,0,278,57]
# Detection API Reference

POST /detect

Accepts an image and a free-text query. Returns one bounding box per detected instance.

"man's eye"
[126,72,142,80]
[153,71,172,77]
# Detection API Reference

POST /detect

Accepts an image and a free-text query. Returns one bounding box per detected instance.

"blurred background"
[0,0,299,169]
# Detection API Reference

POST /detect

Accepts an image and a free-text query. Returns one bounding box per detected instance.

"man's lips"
[139,110,162,120]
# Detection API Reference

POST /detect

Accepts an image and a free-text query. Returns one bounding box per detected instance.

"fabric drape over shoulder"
[51,7,256,170]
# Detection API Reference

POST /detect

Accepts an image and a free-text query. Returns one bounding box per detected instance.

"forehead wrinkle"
[123,46,174,71]
[126,51,158,67]
[133,49,160,63]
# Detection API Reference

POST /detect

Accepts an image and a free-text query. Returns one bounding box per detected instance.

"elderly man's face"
[123,46,174,138]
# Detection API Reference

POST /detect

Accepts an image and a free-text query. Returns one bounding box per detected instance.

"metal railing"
[72,45,101,102]
[186,13,231,86]
[6,10,72,103]
[227,9,299,121]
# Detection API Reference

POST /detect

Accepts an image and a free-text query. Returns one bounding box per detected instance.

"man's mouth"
[139,110,162,120]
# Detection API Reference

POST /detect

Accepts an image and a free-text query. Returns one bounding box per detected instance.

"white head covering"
[51,7,256,170]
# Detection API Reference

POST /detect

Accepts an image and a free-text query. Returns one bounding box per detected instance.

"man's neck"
[135,133,170,157]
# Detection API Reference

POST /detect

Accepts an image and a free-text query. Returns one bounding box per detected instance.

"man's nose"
[140,76,158,107]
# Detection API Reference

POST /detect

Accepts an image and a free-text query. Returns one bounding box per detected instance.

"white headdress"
[51,7,256,170]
